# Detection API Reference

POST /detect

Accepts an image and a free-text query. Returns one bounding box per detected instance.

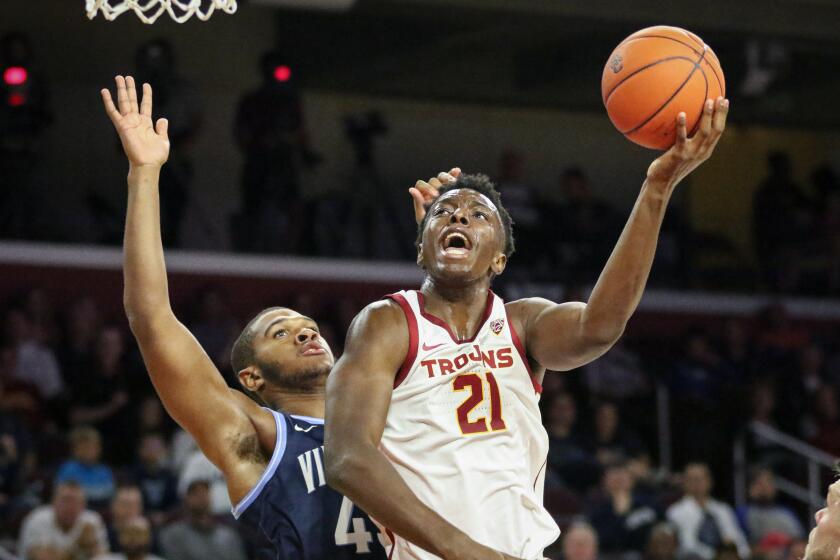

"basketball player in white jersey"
[324,97,730,560]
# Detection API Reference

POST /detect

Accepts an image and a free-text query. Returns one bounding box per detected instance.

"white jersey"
[381,290,560,560]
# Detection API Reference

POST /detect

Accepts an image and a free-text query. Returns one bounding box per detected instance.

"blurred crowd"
[2,33,839,296]
[1,284,838,560]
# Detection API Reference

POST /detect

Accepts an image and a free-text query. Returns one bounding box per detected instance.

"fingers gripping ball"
[602,26,725,150]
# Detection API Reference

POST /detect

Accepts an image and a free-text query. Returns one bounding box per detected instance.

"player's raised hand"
[101,75,170,169]
[645,96,728,191]
[410,167,461,224]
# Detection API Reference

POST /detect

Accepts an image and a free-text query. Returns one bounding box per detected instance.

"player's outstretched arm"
[102,76,261,497]
[514,97,729,372]
[325,302,515,560]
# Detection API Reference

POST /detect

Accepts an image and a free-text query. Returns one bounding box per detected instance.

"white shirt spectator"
[15,339,64,399]
[178,451,231,515]
[19,505,108,560]
[667,496,750,560]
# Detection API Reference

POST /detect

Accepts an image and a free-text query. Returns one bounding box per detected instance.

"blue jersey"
[232,410,389,560]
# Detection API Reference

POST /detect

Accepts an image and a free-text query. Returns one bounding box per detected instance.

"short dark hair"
[230,307,287,375]
[415,173,515,258]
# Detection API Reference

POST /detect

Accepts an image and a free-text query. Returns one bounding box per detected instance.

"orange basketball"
[602,26,725,150]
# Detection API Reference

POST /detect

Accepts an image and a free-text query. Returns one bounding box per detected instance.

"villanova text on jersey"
[232,410,389,560]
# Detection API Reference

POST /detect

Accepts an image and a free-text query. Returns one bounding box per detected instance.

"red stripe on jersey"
[386,529,396,560]
[416,289,495,344]
[505,305,543,394]
[385,293,418,389]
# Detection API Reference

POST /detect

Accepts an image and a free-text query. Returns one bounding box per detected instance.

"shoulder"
[346,299,408,343]
[22,505,51,525]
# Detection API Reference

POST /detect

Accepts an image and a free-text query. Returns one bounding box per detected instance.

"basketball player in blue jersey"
[325,97,730,560]
[100,76,388,560]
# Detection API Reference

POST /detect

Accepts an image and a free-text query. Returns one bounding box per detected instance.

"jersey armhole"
[504,305,543,395]
[231,410,287,519]
[384,293,418,389]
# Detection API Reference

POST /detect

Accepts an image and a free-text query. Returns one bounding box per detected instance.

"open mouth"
[440,230,473,257]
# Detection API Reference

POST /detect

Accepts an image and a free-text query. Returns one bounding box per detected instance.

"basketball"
[601,26,725,150]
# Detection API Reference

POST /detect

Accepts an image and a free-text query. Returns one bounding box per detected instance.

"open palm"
[101,75,170,168]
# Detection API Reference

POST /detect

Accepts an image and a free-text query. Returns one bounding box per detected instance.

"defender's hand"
[645,96,728,192]
[410,167,461,224]
[101,75,170,169]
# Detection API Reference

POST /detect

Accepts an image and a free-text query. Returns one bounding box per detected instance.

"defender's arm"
[324,302,510,560]
[515,99,729,371]
[103,77,260,492]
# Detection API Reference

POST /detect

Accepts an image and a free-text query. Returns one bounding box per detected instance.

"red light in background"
[3,66,28,86]
[8,93,25,107]
[273,65,292,82]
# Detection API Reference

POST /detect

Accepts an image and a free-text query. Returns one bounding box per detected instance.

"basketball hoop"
[86,0,238,24]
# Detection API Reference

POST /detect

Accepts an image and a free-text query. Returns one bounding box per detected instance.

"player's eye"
[434,207,452,216]
[473,211,488,220]
[273,329,287,338]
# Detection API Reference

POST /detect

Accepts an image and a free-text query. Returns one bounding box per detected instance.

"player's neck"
[265,391,325,419]
[420,277,492,339]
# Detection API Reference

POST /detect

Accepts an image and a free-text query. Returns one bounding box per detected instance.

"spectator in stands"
[583,340,650,402]
[752,151,813,291]
[735,466,803,546]
[177,450,230,515]
[718,319,755,383]
[188,288,237,370]
[60,296,102,386]
[588,401,644,466]
[561,521,599,560]
[496,149,541,265]
[106,486,143,552]
[781,344,827,434]
[96,516,163,560]
[644,523,679,560]
[18,480,108,560]
[784,538,807,560]
[554,166,619,283]
[132,433,177,524]
[545,392,599,490]
[159,480,247,560]
[588,459,659,555]
[807,387,840,456]
[4,308,64,402]
[69,326,133,464]
[666,463,749,560]
[134,39,202,248]
[55,426,115,508]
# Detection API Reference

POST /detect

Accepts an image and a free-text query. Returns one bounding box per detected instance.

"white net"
[86,0,238,24]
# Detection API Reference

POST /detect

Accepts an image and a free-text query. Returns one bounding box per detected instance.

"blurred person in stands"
[644,523,679,560]
[496,149,540,265]
[106,486,144,552]
[666,463,749,560]
[60,297,102,385]
[735,466,803,547]
[55,426,115,509]
[234,50,319,253]
[176,449,229,516]
[752,151,813,292]
[561,522,599,560]
[4,308,64,402]
[18,480,108,560]
[583,340,650,402]
[188,288,237,370]
[779,344,826,434]
[69,326,133,464]
[588,459,659,556]
[159,480,247,560]
[588,401,644,467]
[718,319,755,383]
[545,392,599,490]
[131,433,177,525]
[0,32,52,240]
[807,387,840,456]
[785,538,807,560]
[554,166,619,282]
[96,516,163,560]
[754,304,809,365]
[134,39,201,247]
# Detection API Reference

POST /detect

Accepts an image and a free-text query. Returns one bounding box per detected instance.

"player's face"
[419,189,506,283]
[250,309,334,391]
[805,480,840,560]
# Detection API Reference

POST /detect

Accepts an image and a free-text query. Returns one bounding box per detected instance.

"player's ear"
[490,252,507,276]
[237,366,265,393]
[416,243,425,268]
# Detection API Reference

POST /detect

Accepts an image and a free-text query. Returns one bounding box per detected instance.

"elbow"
[581,321,626,350]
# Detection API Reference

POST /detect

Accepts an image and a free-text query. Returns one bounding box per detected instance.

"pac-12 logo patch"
[490,319,505,335]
